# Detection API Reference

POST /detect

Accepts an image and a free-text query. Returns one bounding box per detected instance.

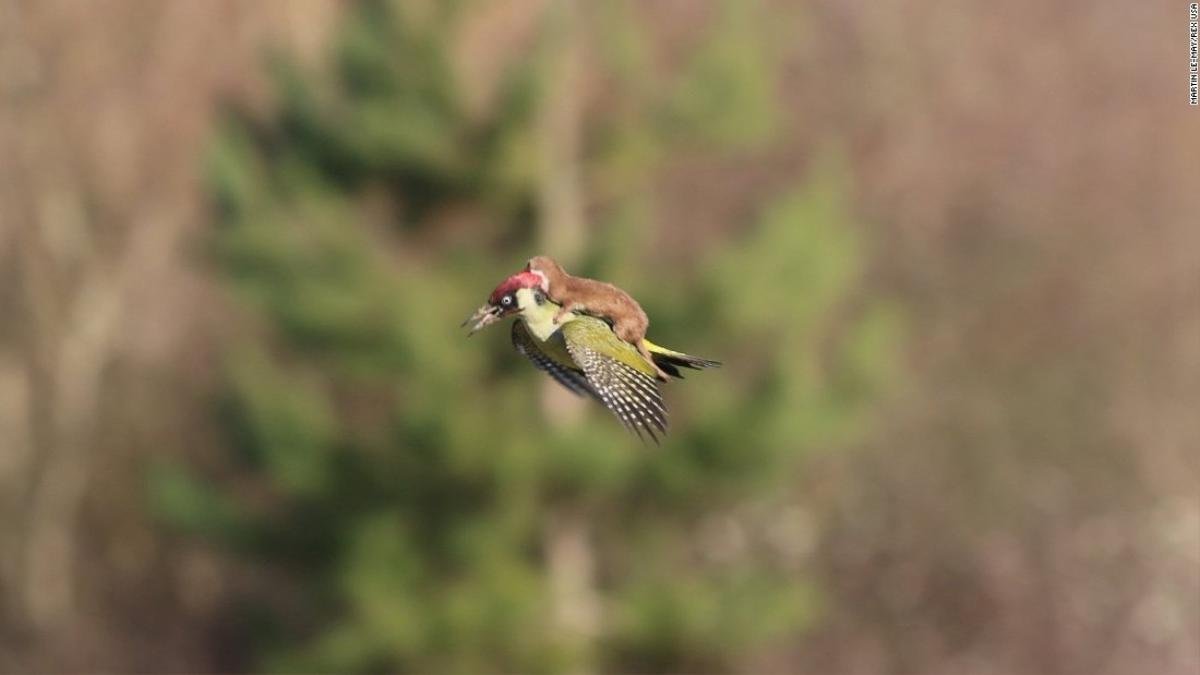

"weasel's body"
[526,255,669,381]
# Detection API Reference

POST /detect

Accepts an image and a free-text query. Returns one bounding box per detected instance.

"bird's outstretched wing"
[511,320,600,401]
[563,321,669,444]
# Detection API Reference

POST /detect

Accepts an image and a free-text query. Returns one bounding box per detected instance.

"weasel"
[525,255,669,381]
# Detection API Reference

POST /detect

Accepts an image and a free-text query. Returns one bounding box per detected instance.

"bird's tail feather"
[643,339,721,379]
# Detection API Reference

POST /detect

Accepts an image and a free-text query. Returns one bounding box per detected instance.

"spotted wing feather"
[511,321,600,401]
[565,340,669,443]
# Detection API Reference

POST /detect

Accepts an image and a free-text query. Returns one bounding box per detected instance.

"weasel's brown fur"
[526,255,669,381]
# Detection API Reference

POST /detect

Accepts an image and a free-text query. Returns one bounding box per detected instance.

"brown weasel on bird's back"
[525,255,669,381]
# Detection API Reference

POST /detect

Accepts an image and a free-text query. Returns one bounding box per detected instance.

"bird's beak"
[462,303,502,335]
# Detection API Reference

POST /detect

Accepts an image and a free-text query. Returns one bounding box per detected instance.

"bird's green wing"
[565,318,661,378]
[563,318,668,443]
[511,320,600,401]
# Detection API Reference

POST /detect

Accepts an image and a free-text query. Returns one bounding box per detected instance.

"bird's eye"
[501,295,512,306]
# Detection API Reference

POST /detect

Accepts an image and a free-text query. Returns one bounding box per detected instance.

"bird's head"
[462,271,545,334]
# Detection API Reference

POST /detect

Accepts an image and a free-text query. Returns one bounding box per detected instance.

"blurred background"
[1,0,1197,672]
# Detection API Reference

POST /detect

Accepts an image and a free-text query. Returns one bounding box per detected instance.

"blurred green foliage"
[150,0,897,672]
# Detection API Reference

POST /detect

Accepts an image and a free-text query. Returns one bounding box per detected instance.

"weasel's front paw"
[552,309,569,324]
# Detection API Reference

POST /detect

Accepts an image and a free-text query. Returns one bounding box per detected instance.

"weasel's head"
[462,271,544,334]
[524,255,559,292]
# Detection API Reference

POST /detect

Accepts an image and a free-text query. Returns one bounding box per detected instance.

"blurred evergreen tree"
[151,0,898,672]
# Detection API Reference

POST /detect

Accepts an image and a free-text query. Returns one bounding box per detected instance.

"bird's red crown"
[488,271,542,305]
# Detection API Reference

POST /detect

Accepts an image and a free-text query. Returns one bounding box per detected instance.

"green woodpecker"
[463,271,719,443]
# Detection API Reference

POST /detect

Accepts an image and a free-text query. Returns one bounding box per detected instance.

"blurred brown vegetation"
[1,2,341,669]
[1,0,1197,673]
